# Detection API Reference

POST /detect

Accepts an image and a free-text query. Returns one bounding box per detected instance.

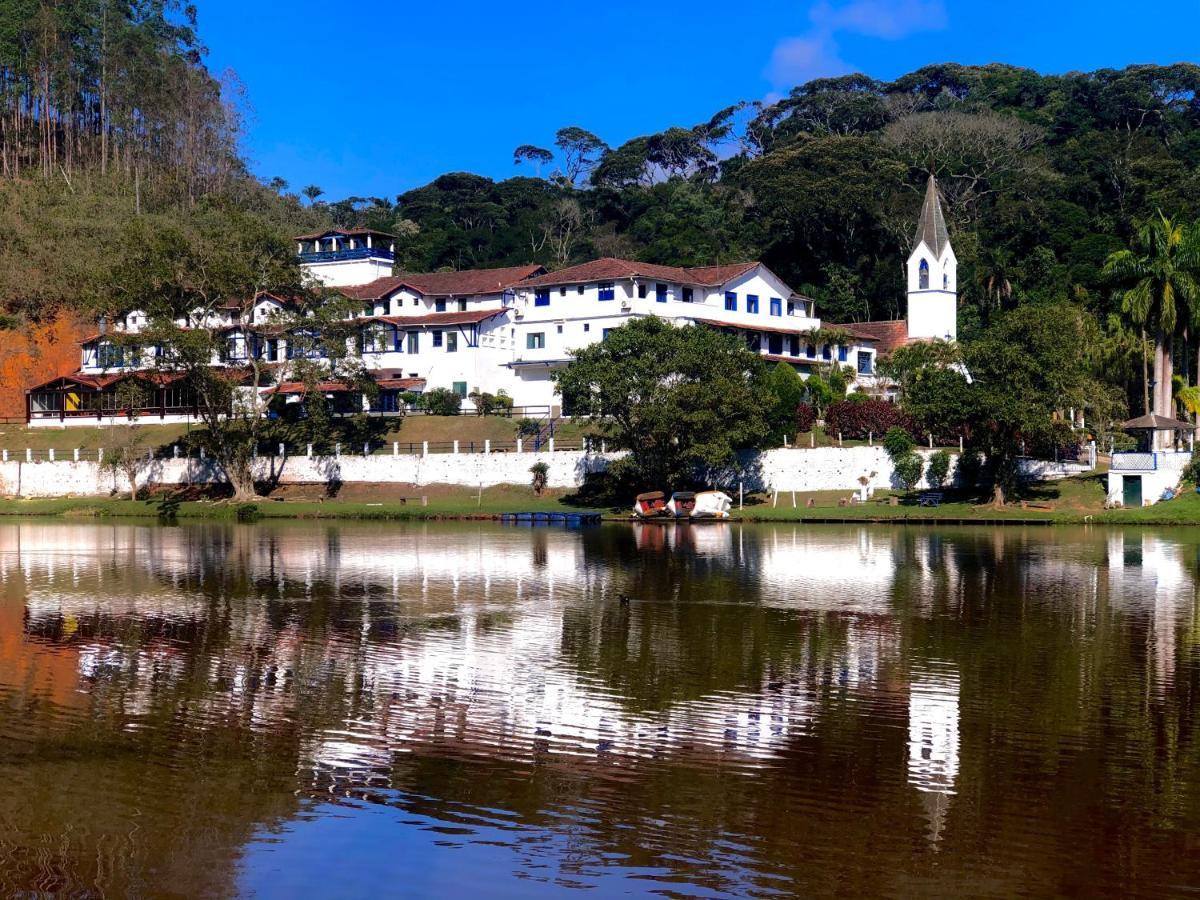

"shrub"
[516,417,541,437]
[957,449,984,488]
[882,425,915,462]
[530,461,549,495]
[926,450,952,490]
[1182,451,1200,485]
[893,453,924,493]
[469,389,515,417]
[795,402,816,433]
[824,399,914,441]
[418,387,462,416]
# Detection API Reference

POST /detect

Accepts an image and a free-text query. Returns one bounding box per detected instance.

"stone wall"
[0,444,1090,499]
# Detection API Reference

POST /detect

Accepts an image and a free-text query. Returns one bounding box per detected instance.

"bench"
[918,492,944,508]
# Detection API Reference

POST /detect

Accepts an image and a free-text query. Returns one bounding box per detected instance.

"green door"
[1123,475,1142,508]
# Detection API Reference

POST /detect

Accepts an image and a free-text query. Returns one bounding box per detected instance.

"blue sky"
[198,0,1199,201]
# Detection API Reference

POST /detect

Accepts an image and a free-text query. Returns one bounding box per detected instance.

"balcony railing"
[298,247,394,264]
[1110,451,1192,471]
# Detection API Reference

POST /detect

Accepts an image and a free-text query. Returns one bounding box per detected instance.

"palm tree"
[1103,211,1200,423]
[301,184,324,206]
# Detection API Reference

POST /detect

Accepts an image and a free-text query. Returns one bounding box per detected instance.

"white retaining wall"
[0,445,1088,498]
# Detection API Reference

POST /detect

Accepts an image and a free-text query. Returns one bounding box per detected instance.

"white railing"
[1111,450,1193,472]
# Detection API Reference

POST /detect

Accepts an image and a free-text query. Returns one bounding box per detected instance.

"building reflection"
[0,522,1197,895]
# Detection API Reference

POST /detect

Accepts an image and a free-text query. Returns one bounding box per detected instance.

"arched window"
[919,259,930,290]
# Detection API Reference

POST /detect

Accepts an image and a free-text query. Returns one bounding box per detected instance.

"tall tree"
[554,318,770,489]
[1103,212,1200,420]
[553,126,607,186]
[512,144,553,177]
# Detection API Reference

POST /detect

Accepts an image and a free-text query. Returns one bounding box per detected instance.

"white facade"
[296,229,396,288]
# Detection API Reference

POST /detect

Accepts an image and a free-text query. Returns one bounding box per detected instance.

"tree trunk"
[1142,328,1151,416]
[992,481,1005,507]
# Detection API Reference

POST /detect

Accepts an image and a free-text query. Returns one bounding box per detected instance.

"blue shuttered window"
[534,289,550,307]
[838,345,848,362]
[747,294,759,314]
[770,298,782,317]
[598,283,615,301]
[725,292,737,311]
[656,283,668,303]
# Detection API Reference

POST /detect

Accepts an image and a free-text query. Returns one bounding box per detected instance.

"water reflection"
[0,522,1197,896]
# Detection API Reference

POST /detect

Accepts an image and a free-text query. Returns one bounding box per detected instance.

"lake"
[0,520,1197,897]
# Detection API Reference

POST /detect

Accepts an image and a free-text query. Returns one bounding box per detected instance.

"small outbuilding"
[1106,414,1195,507]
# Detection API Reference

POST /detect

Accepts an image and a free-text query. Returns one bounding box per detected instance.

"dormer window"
[919,259,930,290]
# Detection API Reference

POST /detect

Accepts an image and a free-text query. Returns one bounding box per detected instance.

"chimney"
[98,316,107,337]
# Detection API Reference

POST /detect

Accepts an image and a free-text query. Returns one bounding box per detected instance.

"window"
[656,283,668,303]
[583,323,590,332]
[768,333,782,355]
[807,343,816,358]
[435,299,447,312]
[857,351,873,375]
[637,284,648,299]
[725,292,737,311]
[453,381,467,399]
[837,345,847,362]
[407,331,419,353]
[446,332,458,353]
[535,289,550,307]
[919,258,930,290]
[266,338,280,361]
[577,285,585,295]
[943,273,949,290]
[598,282,615,301]
[822,344,832,360]
[789,335,800,356]
[602,328,614,339]
[363,324,392,354]
[682,287,694,303]
[559,287,568,296]
[770,298,782,317]
[459,299,468,311]
[556,324,563,334]
[527,332,545,350]
[432,330,443,348]
[97,342,124,368]
[747,294,759,314]
[363,304,373,318]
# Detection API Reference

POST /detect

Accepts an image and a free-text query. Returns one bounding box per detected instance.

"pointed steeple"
[912,175,950,258]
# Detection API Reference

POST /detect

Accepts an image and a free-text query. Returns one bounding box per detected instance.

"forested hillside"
[1,2,1199,420]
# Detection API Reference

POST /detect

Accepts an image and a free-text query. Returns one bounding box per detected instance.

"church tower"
[906,175,957,343]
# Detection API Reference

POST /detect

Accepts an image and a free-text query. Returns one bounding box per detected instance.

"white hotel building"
[26,177,958,424]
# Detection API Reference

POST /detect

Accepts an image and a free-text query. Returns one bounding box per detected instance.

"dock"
[500,511,602,526]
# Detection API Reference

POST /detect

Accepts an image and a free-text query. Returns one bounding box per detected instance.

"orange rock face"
[0,314,88,419]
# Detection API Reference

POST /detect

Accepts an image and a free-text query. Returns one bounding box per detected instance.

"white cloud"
[766,33,851,86]
[810,0,948,40]
[765,0,949,89]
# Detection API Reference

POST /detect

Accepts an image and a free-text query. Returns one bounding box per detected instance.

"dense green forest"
[2,1,1200,419]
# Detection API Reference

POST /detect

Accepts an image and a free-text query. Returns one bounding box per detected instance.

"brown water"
[0,521,1197,897]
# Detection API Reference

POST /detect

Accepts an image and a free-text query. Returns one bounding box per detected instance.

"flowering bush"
[824,399,913,441]
[795,402,816,433]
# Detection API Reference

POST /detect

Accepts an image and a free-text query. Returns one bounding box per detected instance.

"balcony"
[298,246,395,264]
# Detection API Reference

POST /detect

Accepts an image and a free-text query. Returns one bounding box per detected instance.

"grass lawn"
[730,473,1200,525]
[0,484,604,521]
[2,415,594,456]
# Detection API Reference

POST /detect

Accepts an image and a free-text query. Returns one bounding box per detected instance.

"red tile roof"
[26,370,190,392]
[692,318,878,342]
[851,320,909,354]
[520,258,762,289]
[268,377,425,396]
[370,309,510,328]
[342,264,545,301]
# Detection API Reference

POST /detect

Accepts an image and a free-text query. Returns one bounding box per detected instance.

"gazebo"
[1118,413,1195,452]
